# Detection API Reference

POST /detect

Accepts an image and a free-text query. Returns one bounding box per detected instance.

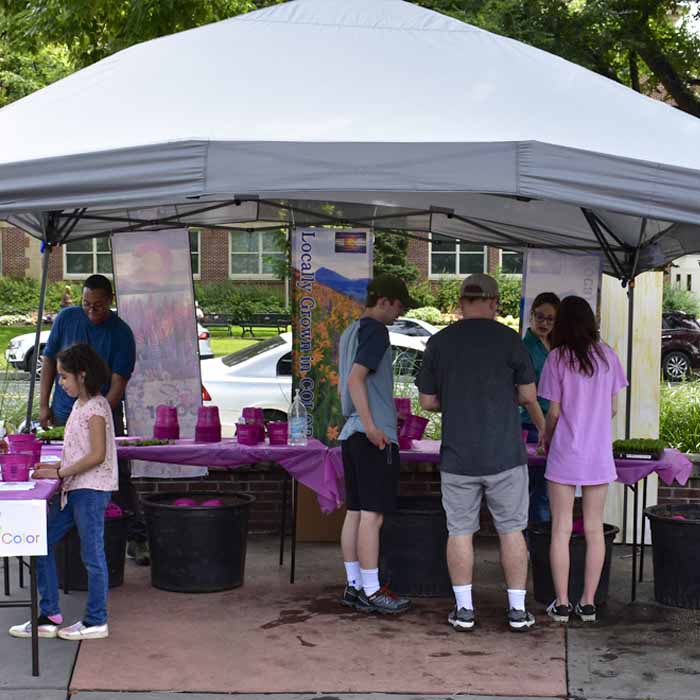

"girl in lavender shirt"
[10,343,118,642]
[538,297,627,624]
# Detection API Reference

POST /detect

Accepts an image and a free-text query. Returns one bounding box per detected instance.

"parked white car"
[200,331,426,435]
[5,322,213,374]
[388,316,440,341]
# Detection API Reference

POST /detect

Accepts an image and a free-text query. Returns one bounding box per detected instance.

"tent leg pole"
[24,244,51,432]
[622,283,634,544]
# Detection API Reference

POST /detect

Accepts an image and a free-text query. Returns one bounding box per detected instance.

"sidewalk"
[2,536,699,700]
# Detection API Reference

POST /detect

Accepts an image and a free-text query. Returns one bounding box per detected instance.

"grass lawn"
[207,325,287,358]
[0,326,35,371]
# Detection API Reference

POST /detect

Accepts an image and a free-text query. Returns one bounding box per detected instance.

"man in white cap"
[416,273,545,632]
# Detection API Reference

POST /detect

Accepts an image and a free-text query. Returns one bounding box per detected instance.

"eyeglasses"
[82,300,109,312]
[533,312,555,325]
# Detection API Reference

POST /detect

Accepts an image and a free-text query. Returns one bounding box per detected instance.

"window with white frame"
[64,238,113,277]
[229,229,285,278]
[429,235,486,277]
[500,249,523,275]
[189,229,201,278]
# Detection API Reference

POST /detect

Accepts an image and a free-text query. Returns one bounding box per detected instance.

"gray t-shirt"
[415,319,535,476]
[338,318,398,444]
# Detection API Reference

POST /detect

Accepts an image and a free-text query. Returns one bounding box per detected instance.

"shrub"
[494,271,522,318]
[660,380,700,454]
[0,278,82,316]
[405,306,443,325]
[435,278,462,313]
[409,281,436,309]
[663,284,700,316]
[194,282,286,318]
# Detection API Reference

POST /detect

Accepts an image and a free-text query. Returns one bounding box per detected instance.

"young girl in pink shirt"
[538,297,627,623]
[9,343,118,642]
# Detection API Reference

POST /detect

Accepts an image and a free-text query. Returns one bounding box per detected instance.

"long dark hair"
[550,296,607,377]
[57,343,110,396]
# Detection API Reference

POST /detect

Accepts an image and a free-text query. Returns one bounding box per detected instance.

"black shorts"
[341,432,400,514]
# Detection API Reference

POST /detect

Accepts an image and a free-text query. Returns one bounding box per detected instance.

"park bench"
[238,312,291,338]
[201,313,235,335]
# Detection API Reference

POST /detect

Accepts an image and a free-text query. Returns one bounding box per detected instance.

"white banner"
[521,250,603,332]
[112,229,206,478]
[0,500,47,557]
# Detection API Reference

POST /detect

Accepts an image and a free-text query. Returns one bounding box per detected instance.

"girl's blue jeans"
[36,489,111,626]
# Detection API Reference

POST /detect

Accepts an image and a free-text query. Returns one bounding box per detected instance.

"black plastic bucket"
[645,503,700,609]
[527,522,619,606]
[55,512,132,590]
[142,491,254,593]
[379,495,451,597]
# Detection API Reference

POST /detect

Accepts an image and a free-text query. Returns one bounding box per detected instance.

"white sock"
[453,584,473,611]
[361,568,380,597]
[344,561,361,589]
[507,588,527,611]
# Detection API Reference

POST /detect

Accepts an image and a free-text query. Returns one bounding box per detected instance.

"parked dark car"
[661,311,700,380]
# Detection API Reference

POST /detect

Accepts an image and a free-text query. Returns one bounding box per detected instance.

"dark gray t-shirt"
[415,319,535,476]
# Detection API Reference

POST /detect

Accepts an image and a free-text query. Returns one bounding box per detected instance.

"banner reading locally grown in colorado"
[292,228,372,445]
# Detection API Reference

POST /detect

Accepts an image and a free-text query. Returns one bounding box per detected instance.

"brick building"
[1,222,520,287]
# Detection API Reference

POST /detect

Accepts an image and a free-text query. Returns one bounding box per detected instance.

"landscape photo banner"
[112,229,205,478]
[292,228,372,445]
[521,249,603,331]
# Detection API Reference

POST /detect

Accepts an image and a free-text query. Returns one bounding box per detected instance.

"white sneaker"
[57,620,109,640]
[9,616,59,639]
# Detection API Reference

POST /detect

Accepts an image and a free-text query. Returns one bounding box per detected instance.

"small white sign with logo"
[0,500,47,556]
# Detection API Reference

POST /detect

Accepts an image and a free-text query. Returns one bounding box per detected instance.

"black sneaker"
[355,586,411,614]
[448,606,475,631]
[546,600,572,623]
[507,608,535,632]
[131,540,150,566]
[574,602,597,622]
[340,584,362,608]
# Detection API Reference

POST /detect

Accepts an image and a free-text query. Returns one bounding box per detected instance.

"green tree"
[423,1,700,117]
[373,230,419,283]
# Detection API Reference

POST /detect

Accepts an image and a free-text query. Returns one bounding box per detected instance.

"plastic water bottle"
[288,390,308,446]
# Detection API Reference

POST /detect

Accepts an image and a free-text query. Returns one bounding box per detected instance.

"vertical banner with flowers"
[112,229,205,478]
[292,228,372,445]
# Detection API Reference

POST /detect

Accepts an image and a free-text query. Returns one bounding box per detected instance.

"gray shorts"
[441,465,529,536]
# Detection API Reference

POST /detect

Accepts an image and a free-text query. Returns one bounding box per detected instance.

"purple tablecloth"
[326,440,692,489]
[42,439,343,513]
[0,479,60,502]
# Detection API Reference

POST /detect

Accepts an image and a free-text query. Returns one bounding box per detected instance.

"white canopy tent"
[1,0,699,442]
[1,0,699,279]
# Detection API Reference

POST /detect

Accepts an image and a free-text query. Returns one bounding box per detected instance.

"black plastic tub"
[142,492,255,593]
[527,522,619,606]
[379,495,451,597]
[55,512,132,590]
[645,503,700,609]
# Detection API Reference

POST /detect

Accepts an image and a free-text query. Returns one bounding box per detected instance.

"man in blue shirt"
[39,274,146,562]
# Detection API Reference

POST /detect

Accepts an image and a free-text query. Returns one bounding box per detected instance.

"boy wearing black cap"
[337,274,414,614]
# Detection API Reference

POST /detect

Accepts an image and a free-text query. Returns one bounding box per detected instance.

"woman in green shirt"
[522,292,560,523]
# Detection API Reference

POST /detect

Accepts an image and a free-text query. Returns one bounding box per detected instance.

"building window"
[429,235,486,277]
[189,229,201,278]
[229,229,285,278]
[500,249,523,275]
[64,237,113,277]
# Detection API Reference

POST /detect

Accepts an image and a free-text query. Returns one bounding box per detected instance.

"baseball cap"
[460,273,499,299]
[366,274,417,309]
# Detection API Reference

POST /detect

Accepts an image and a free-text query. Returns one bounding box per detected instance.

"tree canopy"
[1,1,699,114]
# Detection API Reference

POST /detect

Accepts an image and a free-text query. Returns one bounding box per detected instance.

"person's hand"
[32,464,61,480]
[366,426,389,451]
[39,406,54,430]
[536,431,547,456]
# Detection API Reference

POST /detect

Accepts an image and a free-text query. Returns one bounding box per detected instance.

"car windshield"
[221,336,286,367]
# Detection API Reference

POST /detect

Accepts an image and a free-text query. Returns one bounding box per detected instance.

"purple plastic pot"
[399,415,429,440]
[0,453,33,482]
[267,421,288,446]
[173,497,197,507]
